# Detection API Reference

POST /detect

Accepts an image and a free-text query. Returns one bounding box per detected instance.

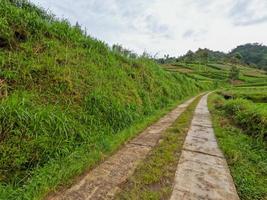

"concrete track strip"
[170,94,239,200]
[47,96,198,200]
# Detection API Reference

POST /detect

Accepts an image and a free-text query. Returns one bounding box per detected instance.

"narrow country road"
[47,96,199,200]
[170,94,239,200]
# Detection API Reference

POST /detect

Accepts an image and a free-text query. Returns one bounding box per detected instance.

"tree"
[229,66,240,83]
[142,51,151,58]
[112,44,123,53]
[164,54,169,60]
[184,50,194,63]
[202,50,209,64]
[234,52,242,60]
[74,21,83,34]
[112,44,138,59]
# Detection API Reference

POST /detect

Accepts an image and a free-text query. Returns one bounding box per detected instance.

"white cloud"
[30,0,267,57]
[229,0,267,26]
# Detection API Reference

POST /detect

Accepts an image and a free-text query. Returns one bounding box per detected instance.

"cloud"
[236,16,267,26]
[182,29,207,42]
[229,0,267,26]
[183,30,194,39]
[30,0,267,57]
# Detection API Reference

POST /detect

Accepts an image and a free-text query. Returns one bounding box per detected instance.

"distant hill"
[230,43,267,71]
[164,43,267,71]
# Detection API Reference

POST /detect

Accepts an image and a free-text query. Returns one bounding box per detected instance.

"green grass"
[162,61,267,86]
[218,86,267,140]
[256,103,267,109]
[235,82,267,87]
[1,95,196,200]
[115,95,202,200]
[208,93,267,200]
[214,93,267,139]
[0,1,213,199]
[220,87,267,103]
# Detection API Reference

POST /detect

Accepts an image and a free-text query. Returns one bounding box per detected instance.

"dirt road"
[47,96,198,200]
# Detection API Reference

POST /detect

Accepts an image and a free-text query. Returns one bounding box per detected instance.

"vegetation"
[116,96,202,200]
[228,66,240,83]
[208,93,267,200]
[0,0,266,199]
[161,61,267,88]
[179,48,226,64]
[230,43,267,71]
[220,87,267,103]
[0,1,213,199]
[215,96,266,140]
[159,43,267,71]
[217,86,267,140]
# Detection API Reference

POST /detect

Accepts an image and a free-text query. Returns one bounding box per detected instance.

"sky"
[30,0,267,57]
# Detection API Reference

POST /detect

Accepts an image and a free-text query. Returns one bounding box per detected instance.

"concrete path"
[47,96,198,200]
[170,94,239,200]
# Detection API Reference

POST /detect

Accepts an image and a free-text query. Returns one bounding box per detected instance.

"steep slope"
[0,1,211,199]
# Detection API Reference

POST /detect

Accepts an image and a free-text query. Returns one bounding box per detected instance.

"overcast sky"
[30,0,267,57]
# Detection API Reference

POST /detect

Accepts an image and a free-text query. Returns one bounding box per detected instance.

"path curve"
[170,94,239,200]
[47,96,199,200]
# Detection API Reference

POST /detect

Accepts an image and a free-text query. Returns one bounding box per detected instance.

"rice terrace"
[0,0,266,200]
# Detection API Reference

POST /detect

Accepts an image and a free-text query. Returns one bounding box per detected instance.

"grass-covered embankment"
[217,88,267,140]
[208,93,267,200]
[220,86,267,103]
[116,95,202,200]
[0,1,212,199]
[220,98,266,139]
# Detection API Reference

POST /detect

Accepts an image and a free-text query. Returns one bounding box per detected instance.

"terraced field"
[162,62,267,85]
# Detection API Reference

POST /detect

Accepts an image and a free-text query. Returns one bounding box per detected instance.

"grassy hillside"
[0,1,213,199]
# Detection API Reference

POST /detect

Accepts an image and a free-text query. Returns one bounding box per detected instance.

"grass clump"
[208,93,267,200]
[116,96,202,200]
